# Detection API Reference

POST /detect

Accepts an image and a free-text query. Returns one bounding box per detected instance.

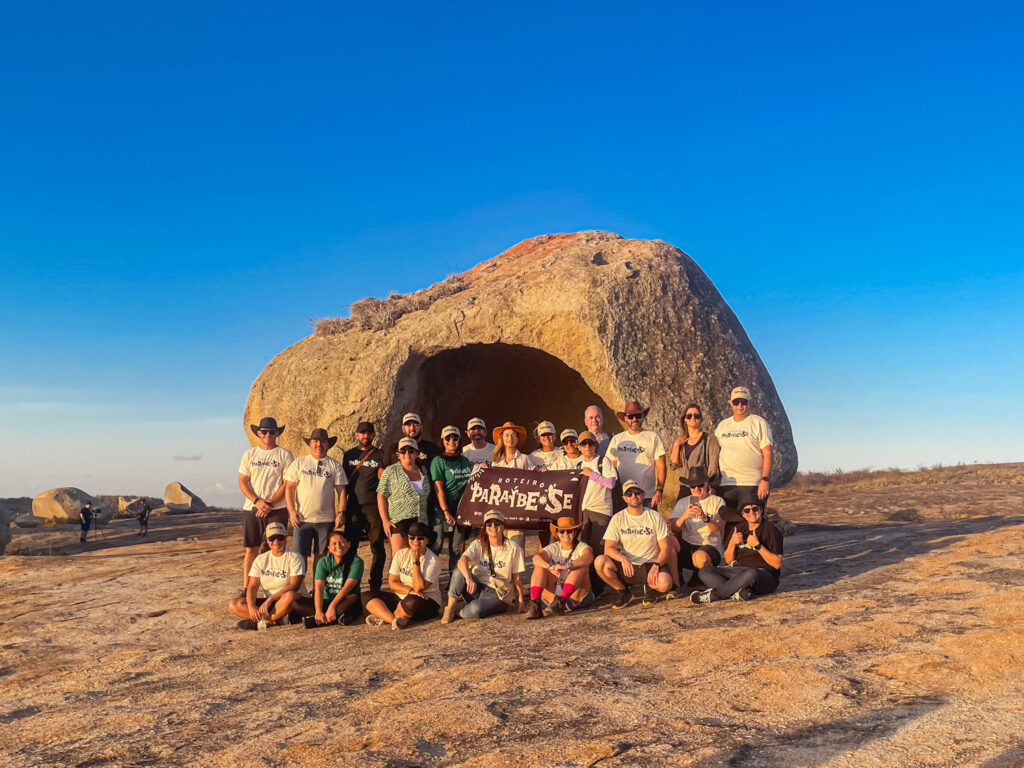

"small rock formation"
[163,482,207,514]
[13,514,40,529]
[32,488,106,525]
[244,231,799,509]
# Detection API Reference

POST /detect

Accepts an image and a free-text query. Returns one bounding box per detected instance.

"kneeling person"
[364,522,442,629]
[228,522,310,630]
[595,480,673,608]
[526,515,595,619]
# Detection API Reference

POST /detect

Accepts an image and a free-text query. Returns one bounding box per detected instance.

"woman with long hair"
[377,436,431,555]
[669,403,721,492]
[441,510,525,623]
[364,522,442,628]
[490,422,544,551]
[524,515,595,619]
[304,529,363,628]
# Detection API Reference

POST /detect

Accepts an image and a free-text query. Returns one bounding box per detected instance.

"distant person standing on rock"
[669,403,720,492]
[714,387,773,522]
[79,502,94,543]
[136,499,151,537]
[606,401,667,512]
[461,417,495,465]
[342,421,386,592]
[284,428,348,573]
[583,405,611,457]
[238,417,294,591]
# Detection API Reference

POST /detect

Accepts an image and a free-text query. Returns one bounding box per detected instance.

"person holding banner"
[576,430,618,597]
[595,480,673,608]
[442,510,526,623]
[550,429,582,469]
[525,515,595,619]
[430,426,474,561]
[378,437,431,555]
[529,420,564,469]
[490,421,545,551]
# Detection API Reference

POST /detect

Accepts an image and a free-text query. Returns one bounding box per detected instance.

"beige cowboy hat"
[549,515,584,538]
[615,400,650,421]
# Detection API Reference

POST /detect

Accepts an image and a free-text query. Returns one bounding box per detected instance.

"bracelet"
[761,476,770,482]
[252,497,262,505]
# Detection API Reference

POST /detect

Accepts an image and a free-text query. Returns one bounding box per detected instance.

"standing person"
[377,437,431,555]
[462,417,495,465]
[584,405,612,457]
[550,429,582,469]
[668,467,726,589]
[669,403,721,492]
[283,428,348,574]
[135,499,151,537]
[342,421,386,592]
[79,502,94,543]
[607,401,667,511]
[385,412,440,470]
[525,516,595,619]
[305,530,363,628]
[364,522,442,629]
[227,522,309,630]
[595,481,673,608]
[238,417,294,591]
[430,426,474,560]
[575,431,618,596]
[714,387,774,521]
[691,502,783,603]
[442,510,526,623]
[490,421,544,551]
[530,421,564,469]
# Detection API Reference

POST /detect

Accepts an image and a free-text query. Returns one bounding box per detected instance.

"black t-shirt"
[81,506,93,521]
[733,520,783,583]
[342,445,385,505]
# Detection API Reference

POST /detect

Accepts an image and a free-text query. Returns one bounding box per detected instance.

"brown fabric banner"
[456,467,585,530]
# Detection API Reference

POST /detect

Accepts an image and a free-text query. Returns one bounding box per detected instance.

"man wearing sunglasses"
[227,521,308,630]
[238,417,294,592]
[283,428,348,575]
[607,401,667,511]
[691,502,782,603]
[713,387,774,520]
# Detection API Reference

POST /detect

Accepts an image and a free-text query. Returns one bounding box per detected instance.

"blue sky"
[1,2,1021,506]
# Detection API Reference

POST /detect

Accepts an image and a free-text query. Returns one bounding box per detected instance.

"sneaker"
[365,615,386,628]
[302,616,317,629]
[338,614,352,626]
[641,585,655,607]
[611,589,632,609]
[689,589,717,604]
[392,616,410,630]
[236,619,258,631]
[441,603,459,625]
[731,588,753,601]
[550,596,568,616]
[525,599,544,620]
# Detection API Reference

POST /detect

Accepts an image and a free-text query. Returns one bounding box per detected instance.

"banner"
[456,467,585,530]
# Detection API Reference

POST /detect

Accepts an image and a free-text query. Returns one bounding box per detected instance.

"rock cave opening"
[414,343,617,449]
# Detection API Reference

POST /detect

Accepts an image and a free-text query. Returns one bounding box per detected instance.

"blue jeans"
[292,522,333,558]
[447,568,509,619]
[697,565,777,598]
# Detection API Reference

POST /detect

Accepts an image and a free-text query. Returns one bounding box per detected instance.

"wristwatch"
[761,476,770,482]
[753,544,762,551]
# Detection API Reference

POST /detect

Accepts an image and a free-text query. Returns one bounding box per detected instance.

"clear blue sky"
[1,2,1021,506]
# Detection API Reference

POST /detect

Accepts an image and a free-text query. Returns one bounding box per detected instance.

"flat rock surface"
[2,467,1023,767]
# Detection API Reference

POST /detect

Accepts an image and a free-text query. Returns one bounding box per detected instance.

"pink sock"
[560,582,576,599]
[530,586,542,601]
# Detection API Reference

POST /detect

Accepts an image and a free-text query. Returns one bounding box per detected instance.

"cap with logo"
[466,417,486,431]
[402,412,422,425]
[441,425,461,440]
[622,479,643,494]
[264,522,287,539]
[482,509,505,524]
[559,428,579,443]
[398,437,419,451]
[535,420,556,436]
[730,386,751,401]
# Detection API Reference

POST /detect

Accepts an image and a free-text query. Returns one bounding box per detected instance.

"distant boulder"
[13,514,40,529]
[32,488,108,524]
[163,482,207,513]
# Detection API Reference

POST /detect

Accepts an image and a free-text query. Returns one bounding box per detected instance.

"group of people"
[227,386,782,630]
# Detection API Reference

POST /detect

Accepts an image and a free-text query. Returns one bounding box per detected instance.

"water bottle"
[257,619,268,632]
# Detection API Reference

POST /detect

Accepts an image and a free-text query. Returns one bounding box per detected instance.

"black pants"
[581,508,611,595]
[345,501,386,591]
[698,565,778,599]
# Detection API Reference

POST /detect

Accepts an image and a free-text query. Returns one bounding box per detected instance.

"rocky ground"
[1,465,1023,767]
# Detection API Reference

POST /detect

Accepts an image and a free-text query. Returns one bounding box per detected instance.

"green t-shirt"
[430,454,474,508]
[314,554,364,600]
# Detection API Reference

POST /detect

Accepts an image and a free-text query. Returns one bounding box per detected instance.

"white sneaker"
[365,615,385,627]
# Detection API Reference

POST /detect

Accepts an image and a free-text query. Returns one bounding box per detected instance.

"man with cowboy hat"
[606,400,667,511]
[525,514,596,619]
[283,427,348,575]
[238,417,294,591]
[668,466,727,589]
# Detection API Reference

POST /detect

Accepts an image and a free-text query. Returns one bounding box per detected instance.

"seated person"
[304,529,364,628]
[364,522,442,629]
[525,515,595,619]
[691,501,783,603]
[594,480,673,608]
[442,510,525,622]
[228,522,311,630]
[667,467,725,588]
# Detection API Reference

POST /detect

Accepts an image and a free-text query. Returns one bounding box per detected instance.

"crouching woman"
[364,522,442,629]
[525,515,595,619]
[442,510,525,623]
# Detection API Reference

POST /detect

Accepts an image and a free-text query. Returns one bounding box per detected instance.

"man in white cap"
[238,416,294,592]
[462,417,495,464]
[386,412,440,471]
[283,428,348,574]
[227,521,308,630]
[583,405,612,457]
[529,420,564,469]
[713,386,773,519]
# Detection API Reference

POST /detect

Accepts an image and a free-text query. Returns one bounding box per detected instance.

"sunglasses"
[732,399,749,406]
[579,441,596,447]
[624,413,644,420]
[556,528,576,535]
[398,448,417,454]
[742,507,761,514]
[484,520,504,527]
[267,535,285,542]
[684,413,702,420]
[563,437,578,444]
[623,489,644,497]
[442,435,460,441]
[257,429,277,436]
[408,535,427,541]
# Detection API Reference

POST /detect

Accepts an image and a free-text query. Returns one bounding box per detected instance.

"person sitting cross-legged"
[228,522,311,630]
[303,529,364,628]
[691,501,783,604]
[525,515,595,619]
[442,510,526,623]
[594,480,673,608]
[667,466,726,590]
[364,522,442,629]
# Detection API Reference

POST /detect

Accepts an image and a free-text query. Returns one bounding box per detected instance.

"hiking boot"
[392,616,410,630]
[689,589,717,604]
[365,615,386,628]
[525,599,544,620]
[611,589,633,609]
[731,588,753,601]
[550,596,568,616]
[236,619,258,631]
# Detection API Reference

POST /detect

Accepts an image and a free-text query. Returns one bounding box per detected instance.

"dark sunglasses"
[556,528,576,535]
[484,520,504,527]
[732,399,749,406]
[398,448,417,454]
[442,435,460,441]
[684,413,702,420]
[623,489,643,497]
[562,437,578,444]
[408,535,427,541]
[267,535,285,542]
[742,506,761,514]
[257,429,277,436]
[624,413,644,420]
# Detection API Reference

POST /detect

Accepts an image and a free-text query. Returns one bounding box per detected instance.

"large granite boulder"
[163,482,207,514]
[244,231,798,510]
[32,488,107,524]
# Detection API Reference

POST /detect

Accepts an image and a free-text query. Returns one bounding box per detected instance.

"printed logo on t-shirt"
[619,525,656,537]
[349,458,380,470]
[258,566,291,580]
[616,444,647,455]
[300,466,337,480]
[719,430,751,439]
[250,458,283,468]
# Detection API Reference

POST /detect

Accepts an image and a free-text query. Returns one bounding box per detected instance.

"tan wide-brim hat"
[492,421,527,446]
[615,400,650,421]
[549,515,584,537]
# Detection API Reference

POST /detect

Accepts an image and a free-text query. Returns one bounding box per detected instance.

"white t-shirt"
[669,494,726,550]
[283,455,348,524]
[540,540,592,589]
[492,451,544,470]
[530,447,565,469]
[604,507,669,565]
[462,538,526,583]
[607,430,666,496]
[249,549,306,594]
[389,547,443,606]
[579,455,617,517]
[549,452,582,471]
[715,414,773,486]
[238,445,295,511]
[463,443,496,464]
